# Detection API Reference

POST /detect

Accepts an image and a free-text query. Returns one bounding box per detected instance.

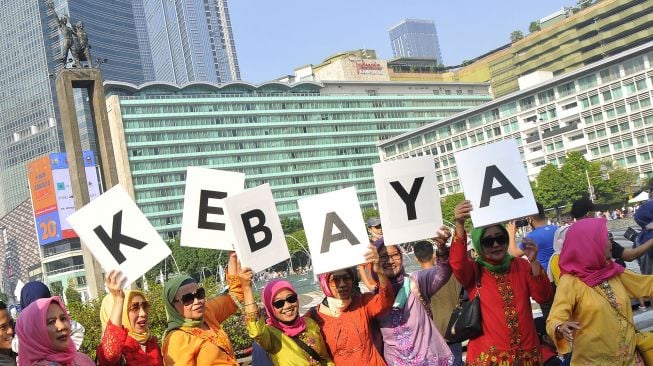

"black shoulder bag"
[444,262,483,343]
[290,334,328,366]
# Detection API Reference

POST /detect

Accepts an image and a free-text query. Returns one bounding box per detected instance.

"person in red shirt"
[97,270,163,366]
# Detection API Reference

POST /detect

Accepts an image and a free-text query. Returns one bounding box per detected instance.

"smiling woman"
[162,252,244,366]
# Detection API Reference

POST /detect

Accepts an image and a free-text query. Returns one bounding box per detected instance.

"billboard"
[27,151,101,246]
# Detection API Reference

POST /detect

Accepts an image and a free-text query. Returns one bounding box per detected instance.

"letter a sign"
[298,187,369,274]
[224,184,290,273]
[454,139,537,227]
[67,185,171,287]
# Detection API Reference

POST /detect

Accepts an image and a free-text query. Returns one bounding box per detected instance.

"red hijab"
[559,218,624,287]
[262,279,306,337]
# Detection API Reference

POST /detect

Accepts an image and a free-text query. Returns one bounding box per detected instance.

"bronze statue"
[46,0,92,68]
[75,21,92,66]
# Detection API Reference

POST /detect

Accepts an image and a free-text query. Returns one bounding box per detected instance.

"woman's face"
[173,282,205,320]
[46,303,71,352]
[128,294,150,333]
[379,245,404,279]
[328,270,354,300]
[480,226,509,264]
[271,288,299,323]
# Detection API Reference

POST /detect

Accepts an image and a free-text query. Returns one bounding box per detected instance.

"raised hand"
[522,238,539,263]
[105,270,126,299]
[364,244,381,274]
[238,266,254,289]
[227,251,239,277]
[432,226,452,251]
[454,201,472,224]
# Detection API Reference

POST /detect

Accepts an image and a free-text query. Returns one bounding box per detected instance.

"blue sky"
[229,0,575,83]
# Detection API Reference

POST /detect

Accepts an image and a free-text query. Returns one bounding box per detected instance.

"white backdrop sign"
[67,185,171,287]
[224,184,290,273]
[180,167,244,250]
[373,156,442,244]
[454,139,537,227]
[298,187,368,274]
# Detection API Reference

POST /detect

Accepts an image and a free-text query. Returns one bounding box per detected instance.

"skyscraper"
[143,0,241,84]
[0,0,148,217]
[389,19,443,63]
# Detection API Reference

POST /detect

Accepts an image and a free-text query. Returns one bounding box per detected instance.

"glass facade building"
[389,19,443,64]
[105,80,491,237]
[143,0,240,84]
[379,42,653,196]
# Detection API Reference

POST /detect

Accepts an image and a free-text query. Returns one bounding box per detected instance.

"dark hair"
[0,301,6,311]
[531,202,546,220]
[413,241,434,263]
[571,198,595,219]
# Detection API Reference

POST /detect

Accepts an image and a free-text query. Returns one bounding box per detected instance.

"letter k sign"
[93,210,147,264]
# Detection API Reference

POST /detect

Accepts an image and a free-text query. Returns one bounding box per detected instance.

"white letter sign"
[298,187,368,274]
[224,184,290,273]
[454,139,537,227]
[373,155,442,244]
[67,185,171,287]
[180,167,244,250]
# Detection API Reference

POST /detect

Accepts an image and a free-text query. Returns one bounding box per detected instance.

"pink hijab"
[262,279,306,337]
[559,218,624,287]
[16,296,93,366]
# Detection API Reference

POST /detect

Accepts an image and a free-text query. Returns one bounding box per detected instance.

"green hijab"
[471,224,513,273]
[164,274,203,336]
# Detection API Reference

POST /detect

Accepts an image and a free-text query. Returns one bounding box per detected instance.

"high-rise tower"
[389,19,443,64]
[143,0,241,84]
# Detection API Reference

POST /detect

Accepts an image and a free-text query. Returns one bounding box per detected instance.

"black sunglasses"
[176,287,206,306]
[480,235,509,248]
[272,293,298,309]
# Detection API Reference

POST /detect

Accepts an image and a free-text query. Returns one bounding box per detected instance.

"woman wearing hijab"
[239,267,334,366]
[451,201,553,365]
[15,296,94,366]
[162,252,244,365]
[306,244,392,365]
[547,218,653,365]
[97,270,162,365]
[13,282,85,354]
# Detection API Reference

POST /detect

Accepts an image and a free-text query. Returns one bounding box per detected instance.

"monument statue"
[46,0,93,68]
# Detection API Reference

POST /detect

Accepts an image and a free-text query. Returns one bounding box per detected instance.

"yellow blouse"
[547,270,653,365]
[246,313,334,366]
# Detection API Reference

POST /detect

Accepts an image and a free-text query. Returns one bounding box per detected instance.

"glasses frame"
[175,287,206,306]
[480,235,509,248]
[128,300,151,313]
[271,293,298,309]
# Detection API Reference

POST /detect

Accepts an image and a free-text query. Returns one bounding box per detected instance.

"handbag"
[444,263,483,343]
[593,284,653,365]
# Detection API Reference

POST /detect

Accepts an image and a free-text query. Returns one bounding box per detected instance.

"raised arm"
[240,267,273,349]
[97,270,127,365]
[450,201,477,288]
[621,238,653,261]
[506,221,525,257]
[204,252,243,327]
[364,244,394,317]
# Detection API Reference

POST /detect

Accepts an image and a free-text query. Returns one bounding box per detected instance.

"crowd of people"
[3,195,653,365]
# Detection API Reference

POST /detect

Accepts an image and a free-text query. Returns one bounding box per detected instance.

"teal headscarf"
[471,224,513,273]
[164,274,203,337]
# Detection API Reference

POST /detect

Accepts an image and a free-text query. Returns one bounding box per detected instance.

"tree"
[440,193,465,226]
[287,229,308,254]
[559,151,592,204]
[577,0,594,10]
[280,217,302,234]
[529,21,541,33]
[533,164,568,209]
[362,208,380,221]
[510,30,524,43]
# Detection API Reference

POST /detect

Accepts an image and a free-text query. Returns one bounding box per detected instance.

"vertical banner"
[373,155,442,244]
[224,184,290,273]
[454,139,537,227]
[298,187,368,275]
[27,151,101,246]
[67,185,171,287]
[180,167,244,250]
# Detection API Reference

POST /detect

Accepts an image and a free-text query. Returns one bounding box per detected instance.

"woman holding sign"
[239,269,334,366]
[97,270,163,365]
[162,253,244,366]
[451,201,552,366]
[307,244,392,365]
